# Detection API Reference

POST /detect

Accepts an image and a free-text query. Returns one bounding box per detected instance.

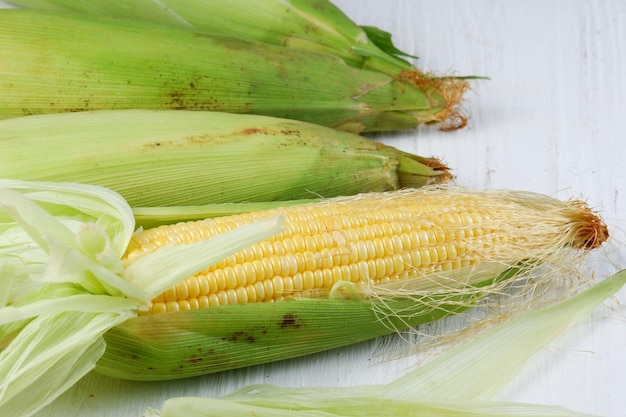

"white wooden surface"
[1,0,624,416]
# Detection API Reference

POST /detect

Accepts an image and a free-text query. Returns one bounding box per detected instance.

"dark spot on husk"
[279,313,302,329]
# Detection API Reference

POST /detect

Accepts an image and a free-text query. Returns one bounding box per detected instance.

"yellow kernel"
[234,250,246,265]
[260,257,274,279]
[188,298,199,310]
[302,251,318,271]
[270,255,283,276]
[433,226,446,243]
[163,287,178,302]
[263,279,274,300]
[259,241,274,257]
[418,247,431,266]
[436,245,448,262]
[273,240,286,256]
[302,270,315,290]
[429,247,439,263]
[153,235,170,248]
[272,276,285,296]
[357,260,370,282]
[150,302,167,315]
[254,281,266,301]
[205,273,217,294]
[252,259,266,281]
[223,267,237,289]
[292,235,306,252]
[217,290,229,305]
[319,248,334,269]
[369,259,383,279]
[214,269,227,290]
[245,285,257,303]
[175,281,189,300]
[231,264,246,287]
[225,254,238,268]
[282,237,296,253]
[207,294,219,307]
[346,242,359,263]
[321,232,335,248]
[356,241,368,261]
[331,265,343,284]
[322,269,333,288]
[331,230,348,246]
[392,254,405,274]
[313,270,324,288]
[304,235,318,252]
[177,300,192,311]
[461,212,474,225]
[346,228,360,242]
[400,233,412,250]
[165,301,180,313]
[292,272,304,291]
[235,287,248,304]
[349,262,361,282]
[417,230,429,246]
[282,276,294,295]
[384,257,395,277]
[286,254,300,276]
[186,277,200,298]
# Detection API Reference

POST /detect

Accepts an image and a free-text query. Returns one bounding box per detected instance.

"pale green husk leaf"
[0,179,282,416]
[144,269,626,417]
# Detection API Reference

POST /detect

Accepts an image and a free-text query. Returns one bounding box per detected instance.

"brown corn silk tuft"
[122,186,608,316]
[399,70,471,131]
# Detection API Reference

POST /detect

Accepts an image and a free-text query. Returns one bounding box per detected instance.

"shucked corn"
[97,186,607,380]
[123,186,607,315]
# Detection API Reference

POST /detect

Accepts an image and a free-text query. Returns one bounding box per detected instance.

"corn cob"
[5,0,420,76]
[0,9,467,132]
[0,110,451,208]
[97,186,608,380]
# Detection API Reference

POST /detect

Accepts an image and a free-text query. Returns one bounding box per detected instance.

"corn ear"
[6,0,418,76]
[97,186,608,380]
[0,9,468,132]
[0,110,451,208]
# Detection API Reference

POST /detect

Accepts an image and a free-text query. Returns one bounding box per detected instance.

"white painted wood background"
[1,0,624,416]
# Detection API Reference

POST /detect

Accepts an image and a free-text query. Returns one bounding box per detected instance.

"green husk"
[142,269,626,417]
[0,110,452,209]
[0,179,284,417]
[132,200,321,229]
[6,0,418,76]
[0,9,468,132]
[98,265,510,381]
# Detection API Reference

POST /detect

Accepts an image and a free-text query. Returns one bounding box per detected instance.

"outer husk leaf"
[0,110,452,208]
[0,9,465,132]
[0,180,284,416]
[143,269,626,417]
[6,0,417,75]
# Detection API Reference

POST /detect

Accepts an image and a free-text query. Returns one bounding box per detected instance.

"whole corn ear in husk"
[97,186,608,380]
[0,9,468,132]
[6,0,421,76]
[0,110,451,208]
